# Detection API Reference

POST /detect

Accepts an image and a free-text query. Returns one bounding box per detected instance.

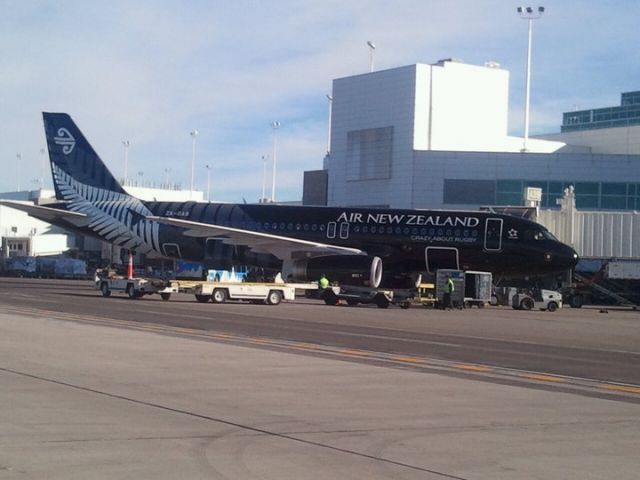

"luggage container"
[463,271,492,308]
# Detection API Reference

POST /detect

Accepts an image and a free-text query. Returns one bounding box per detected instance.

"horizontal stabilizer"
[146,215,364,261]
[0,200,88,227]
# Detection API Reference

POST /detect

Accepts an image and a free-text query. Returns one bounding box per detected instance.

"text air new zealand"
[1,113,578,288]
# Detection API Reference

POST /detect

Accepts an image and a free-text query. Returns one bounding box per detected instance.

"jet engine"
[285,255,383,288]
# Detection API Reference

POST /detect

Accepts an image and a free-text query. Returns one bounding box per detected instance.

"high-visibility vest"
[446,278,455,293]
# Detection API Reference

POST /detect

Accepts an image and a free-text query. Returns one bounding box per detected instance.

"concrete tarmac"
[1,307,639,479]
[1,278,639,386]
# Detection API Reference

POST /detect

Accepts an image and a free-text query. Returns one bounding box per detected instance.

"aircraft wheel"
[195,294,212,303]
[100,282,111,297]
[399,301,411,309]
[520,297,534,311]
[266,290,282,305]
[160,293,171,301]
[547,301,558,312]
[211,289,227,304]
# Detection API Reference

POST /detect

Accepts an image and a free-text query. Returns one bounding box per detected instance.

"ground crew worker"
[443,275,455,310]
[319,274,329,290]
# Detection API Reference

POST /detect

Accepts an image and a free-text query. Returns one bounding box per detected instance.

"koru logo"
[54,128,76,154]
[508,228,519,239]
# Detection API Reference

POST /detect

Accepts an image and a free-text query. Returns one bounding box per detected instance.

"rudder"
[43,112,126,200]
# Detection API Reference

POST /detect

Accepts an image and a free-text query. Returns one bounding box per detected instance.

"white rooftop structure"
[330,60,565,159]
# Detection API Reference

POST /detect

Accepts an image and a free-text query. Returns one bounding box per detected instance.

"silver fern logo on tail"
[54,128,76,154]
[52,164,160,255]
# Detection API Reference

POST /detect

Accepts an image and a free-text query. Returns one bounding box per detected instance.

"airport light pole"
[190,130,198,200]
[326,94,333,154]
[16,153,22,191]
[205,164,211,202]
[270,121,280,202]
[261,155,268,203]
[367,41,376,72]
[517,6,544,152]
[164,168,171,187]
[122,140,130,185]
[40,148,46,189]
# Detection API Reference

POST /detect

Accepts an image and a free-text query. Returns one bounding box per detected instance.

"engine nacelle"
[285,255,383,288]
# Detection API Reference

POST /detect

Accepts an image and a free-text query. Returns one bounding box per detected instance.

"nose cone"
[544,242,579,272]
[567,248,579,269]
[552,244,579,271]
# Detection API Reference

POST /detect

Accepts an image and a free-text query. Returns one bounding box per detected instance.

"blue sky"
[2,0,639,201]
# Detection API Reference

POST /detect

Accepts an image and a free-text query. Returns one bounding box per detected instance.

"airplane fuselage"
[140,201,578,279]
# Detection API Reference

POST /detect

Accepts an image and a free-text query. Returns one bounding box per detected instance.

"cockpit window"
[524,229,557,241]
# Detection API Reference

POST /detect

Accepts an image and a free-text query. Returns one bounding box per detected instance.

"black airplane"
[1,113,578,288]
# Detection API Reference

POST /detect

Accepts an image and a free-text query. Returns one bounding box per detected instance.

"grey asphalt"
[1,308,639,479]
[0,278,639,478]
[0,278,639,385]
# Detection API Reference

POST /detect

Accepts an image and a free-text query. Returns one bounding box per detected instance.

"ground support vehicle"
[512,289,563,312]
[96,275,173,299]
[410,283,437,307]
[321,285,412,309]
[561,268,639,309]
[169,280,298,305]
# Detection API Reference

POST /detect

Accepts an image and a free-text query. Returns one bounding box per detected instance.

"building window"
[574,182,599,195]
[601,183,626,195]
[443,179,496,205]
[576,195,599,209]
[601,196,626,210]
[346,126,393,181]
[496,179,522,193]
[496,192,523,206]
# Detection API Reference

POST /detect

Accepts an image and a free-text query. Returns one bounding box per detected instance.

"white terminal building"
[304,59,640,262]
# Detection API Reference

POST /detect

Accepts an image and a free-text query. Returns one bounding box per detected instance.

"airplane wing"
[0,200,89,227]
[147,215,364,260]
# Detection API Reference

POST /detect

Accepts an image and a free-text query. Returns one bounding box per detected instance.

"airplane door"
[339,222,350,239]
[326,222,350,240]
[484,218,503,251]
[425,247,459,273]
[326,221,337,239]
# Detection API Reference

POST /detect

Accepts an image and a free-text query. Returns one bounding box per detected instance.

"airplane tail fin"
[43,112,128,200]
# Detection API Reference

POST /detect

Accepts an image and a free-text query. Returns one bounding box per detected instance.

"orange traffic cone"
[127,252,134,279]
